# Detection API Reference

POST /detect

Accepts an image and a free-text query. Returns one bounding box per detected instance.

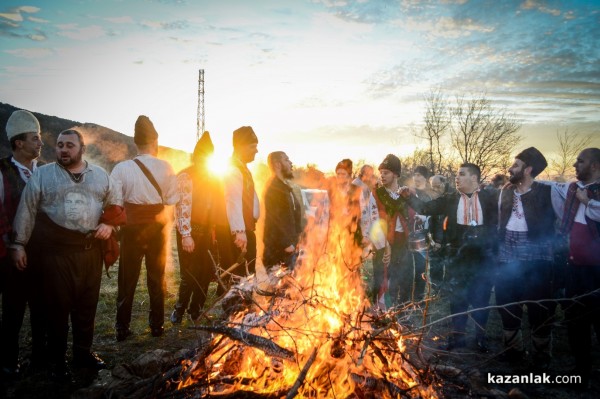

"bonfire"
[172,198,441,399]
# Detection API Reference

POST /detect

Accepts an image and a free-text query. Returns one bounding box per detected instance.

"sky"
[1,0,599,172]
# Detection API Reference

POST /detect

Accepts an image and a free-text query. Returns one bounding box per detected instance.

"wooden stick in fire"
[285,347,318,399]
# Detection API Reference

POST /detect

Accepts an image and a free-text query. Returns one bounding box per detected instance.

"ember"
[172,203,441,399]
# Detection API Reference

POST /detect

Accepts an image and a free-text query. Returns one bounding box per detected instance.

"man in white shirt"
[495,147,556,369]
[215,126,260,285]
[11,129,123,381]
[112,115,178,341]
[549,147,600,388]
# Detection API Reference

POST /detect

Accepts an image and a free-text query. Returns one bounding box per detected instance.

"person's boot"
[170,308,184,324]
[72,351,106,370]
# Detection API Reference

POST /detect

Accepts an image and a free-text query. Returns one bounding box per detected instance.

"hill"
[0,102,190,172]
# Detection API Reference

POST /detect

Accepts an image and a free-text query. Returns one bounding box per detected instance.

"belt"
[45,232,99,253]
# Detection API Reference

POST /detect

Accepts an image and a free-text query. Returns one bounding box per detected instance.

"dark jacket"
[498,181,555,243]
[263,176,302,266]
[409,189,498,249]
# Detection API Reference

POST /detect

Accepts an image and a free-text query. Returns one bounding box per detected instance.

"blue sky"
[1,0,599,171]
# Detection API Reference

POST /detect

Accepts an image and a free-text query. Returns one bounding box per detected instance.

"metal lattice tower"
[196,69,205,141]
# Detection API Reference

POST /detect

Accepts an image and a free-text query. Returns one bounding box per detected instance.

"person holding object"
[363,154,411,309]
[407,163,497,352]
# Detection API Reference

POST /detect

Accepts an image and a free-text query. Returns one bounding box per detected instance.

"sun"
[207,153,230,177]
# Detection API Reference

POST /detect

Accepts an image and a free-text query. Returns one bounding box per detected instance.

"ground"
[0,243,599,399]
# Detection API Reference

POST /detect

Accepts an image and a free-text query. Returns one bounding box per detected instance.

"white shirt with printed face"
[12,162,122,245]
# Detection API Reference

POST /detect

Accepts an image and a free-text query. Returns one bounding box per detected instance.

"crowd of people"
[0,109,598,392]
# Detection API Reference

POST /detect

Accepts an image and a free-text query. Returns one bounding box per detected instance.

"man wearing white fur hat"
[0,110,44,380]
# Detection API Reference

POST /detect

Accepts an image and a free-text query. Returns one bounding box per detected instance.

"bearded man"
[550,147,600,388]
[262,151,302,270]
[495,147,556,369]
[10,129,124,382]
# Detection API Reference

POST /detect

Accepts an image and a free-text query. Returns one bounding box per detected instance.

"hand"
[361,237,372,248]
[94,223,113,240]
[284,245,295,254]
[576,188,590,205]
[233,231,248,252]
[182,236,195,253]
[10,247,27,271]
[383,242,392,266]
[398,186,413,198]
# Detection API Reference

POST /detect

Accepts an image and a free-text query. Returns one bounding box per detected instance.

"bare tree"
[449,95,521,180]
[419,89,451,175]
[549,128,593,181]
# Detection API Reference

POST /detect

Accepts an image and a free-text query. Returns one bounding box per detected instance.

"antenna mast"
[196,69,205,141]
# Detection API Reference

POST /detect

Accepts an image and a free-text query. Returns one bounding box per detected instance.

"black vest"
[498,181,555,243]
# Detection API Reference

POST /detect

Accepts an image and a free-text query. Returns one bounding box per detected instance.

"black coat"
[409,189,498,249]
[498,181,555,243]
[263,176,302,265]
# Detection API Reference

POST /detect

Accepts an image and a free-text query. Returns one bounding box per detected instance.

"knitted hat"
[335,158,353,175]
[378,154,401,176]
[193,131,214,160]
[232,126,258,148]
[134,115,159,145]
[6,110,40,140]
[515,147,547,178]
[414,165,430,179]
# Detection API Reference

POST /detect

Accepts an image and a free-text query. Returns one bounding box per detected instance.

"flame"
[177,180,439,398]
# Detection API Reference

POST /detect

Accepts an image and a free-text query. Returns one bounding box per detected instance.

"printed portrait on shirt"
[62,187,92,231]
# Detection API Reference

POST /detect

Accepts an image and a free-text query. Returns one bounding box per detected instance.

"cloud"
[520,0,561,16]
[57,25,105,40]
[5,47,53,58]
[0,11,23,22]
[140,19,189,30]
[105,16,134,24]
[28,16,49,23]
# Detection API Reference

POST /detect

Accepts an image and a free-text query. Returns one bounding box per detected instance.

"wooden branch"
[190,324,295,360]
[285,347,318,399]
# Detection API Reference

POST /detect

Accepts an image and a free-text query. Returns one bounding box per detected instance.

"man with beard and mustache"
[9,129,124,382]
[495,147,556,370]
[262,151,302,270]
[112,115,178,341]
[407,163,497,352]
[549,147,600,389]
[0,110,45,380]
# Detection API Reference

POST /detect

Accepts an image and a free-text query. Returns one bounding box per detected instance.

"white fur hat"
[6,110,41,140]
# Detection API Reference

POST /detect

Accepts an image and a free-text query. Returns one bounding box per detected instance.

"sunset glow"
[1,1,599,172]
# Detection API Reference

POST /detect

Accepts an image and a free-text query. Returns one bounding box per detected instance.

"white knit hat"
[6,110,41,140]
